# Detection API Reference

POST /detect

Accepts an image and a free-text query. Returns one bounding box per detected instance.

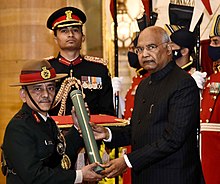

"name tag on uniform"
[81,76,102,89]
[44,140,54,145]
[209,82,220,94]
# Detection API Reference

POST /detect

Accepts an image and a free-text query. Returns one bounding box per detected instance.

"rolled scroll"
[70,90,104,173]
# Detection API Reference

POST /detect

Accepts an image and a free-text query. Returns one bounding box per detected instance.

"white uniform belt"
[200,123,220,132]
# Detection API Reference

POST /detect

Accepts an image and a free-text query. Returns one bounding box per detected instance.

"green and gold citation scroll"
[70,90,104,173]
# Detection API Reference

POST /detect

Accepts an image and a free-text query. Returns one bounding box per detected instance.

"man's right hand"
[81,162,104,182]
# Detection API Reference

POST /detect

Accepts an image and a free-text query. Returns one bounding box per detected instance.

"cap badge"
[65,10,73,20]
[41,66,51,79]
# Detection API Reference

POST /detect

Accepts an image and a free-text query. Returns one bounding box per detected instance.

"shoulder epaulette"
[44,56,55,61]
[84,55,108,66]
[14,111,26,119]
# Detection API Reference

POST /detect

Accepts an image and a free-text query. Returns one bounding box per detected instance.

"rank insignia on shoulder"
[209,82,220,94]
[44,56,55,61]
[84,55,108,66]
[81,76,102,90]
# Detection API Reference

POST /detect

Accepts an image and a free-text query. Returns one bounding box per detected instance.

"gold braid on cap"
[52,77,85,116]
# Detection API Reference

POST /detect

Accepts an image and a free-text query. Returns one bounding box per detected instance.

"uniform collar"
[181,61,193,71]
[58,54,82,66]
[136,68,148,76]
[38,112,50,122]
[22,103,50,123]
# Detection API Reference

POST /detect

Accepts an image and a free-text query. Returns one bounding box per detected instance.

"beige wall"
[0,0,104,183]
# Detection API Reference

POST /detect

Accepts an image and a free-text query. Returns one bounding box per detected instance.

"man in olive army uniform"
[46,6,115,116]
[2,60,104,184]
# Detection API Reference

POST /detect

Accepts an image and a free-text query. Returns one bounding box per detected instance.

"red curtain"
[141,0,150,17]
[202,0,212,15]
[110,0,115,20]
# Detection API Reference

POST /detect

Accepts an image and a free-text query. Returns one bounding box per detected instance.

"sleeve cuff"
[103,127,112,142]
[124,154,132,168]
[74,170,83,183]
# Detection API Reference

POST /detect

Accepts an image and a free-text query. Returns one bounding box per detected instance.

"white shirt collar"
[38,112,50,122]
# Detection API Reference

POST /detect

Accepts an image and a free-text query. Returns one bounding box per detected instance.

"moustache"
[39,99,51,103]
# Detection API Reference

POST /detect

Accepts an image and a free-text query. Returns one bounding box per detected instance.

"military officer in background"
[166,25,207,89]
[46,6,115,116]
[200,15,220,184]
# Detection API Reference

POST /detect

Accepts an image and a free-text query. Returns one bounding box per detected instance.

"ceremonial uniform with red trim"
[48,54,115,116]
[200,71,220,184]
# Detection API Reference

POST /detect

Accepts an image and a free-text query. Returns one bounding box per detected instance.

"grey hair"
[161,30,171,43]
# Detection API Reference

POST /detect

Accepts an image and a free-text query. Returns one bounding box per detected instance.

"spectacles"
[135,42,167,54]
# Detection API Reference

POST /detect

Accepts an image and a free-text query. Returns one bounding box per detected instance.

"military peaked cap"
[47,6,87,30]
